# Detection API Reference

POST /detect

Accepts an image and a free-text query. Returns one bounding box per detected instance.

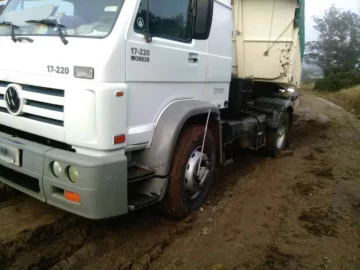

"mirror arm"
[190,0,197,37]
[144,0,152,43]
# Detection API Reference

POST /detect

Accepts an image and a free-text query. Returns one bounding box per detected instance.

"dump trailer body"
[232,0,304,87]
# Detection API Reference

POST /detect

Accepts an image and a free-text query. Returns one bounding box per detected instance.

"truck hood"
[0,36,109,80]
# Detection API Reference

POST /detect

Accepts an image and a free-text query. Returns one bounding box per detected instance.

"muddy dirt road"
[1,91,360,270]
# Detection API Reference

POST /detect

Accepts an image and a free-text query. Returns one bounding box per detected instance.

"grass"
[303,83,360,118]
[328,85,360,118]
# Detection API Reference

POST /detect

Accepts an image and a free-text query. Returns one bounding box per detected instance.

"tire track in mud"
[52,216,192,270]
[1,216,78,269]
[0,199,69,269]
[0,198,194,270]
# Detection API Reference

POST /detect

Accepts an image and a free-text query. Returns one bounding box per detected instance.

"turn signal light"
[65,190,80,203]
[114,134,126,144]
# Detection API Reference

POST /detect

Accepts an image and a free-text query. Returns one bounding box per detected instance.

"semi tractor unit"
[0,0,305,219]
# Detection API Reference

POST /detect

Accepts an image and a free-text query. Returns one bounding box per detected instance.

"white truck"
[0,0,304,219]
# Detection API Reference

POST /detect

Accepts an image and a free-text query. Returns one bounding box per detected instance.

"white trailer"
[0,0,304,219]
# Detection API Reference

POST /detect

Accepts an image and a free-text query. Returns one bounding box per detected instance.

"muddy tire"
[162,125,216,218]
[263,113,290,157]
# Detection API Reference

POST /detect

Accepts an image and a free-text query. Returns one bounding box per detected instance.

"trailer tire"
[162,125,216,218]
[263,113,290,157]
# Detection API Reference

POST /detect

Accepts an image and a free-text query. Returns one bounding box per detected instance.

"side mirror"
[192,0,213,40]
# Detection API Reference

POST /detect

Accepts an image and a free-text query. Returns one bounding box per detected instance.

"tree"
[305,6,360,77]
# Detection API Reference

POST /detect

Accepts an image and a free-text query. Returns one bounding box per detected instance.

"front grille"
[0,164,40,193]
[0,81,64,127]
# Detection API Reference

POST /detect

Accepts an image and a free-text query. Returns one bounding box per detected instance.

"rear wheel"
[263,113,290,157]
[162,125,216,218]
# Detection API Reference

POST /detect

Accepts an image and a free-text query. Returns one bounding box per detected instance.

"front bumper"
[0,131,128,219]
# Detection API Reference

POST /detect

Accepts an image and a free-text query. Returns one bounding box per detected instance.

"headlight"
[51,161,62,178]
[67,166,79,183]
[74,66,94,79]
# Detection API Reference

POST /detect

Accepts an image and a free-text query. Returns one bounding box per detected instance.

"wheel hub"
[184,147,210,200]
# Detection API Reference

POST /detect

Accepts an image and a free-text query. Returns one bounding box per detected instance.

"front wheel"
[263,113,290,157]
[162,125,216,218]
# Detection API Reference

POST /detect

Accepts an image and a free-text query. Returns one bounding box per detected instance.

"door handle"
[188,53,199,64]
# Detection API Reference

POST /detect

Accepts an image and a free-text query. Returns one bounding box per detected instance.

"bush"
[314,72,360,92]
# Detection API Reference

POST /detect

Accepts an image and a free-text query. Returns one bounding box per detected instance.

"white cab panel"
[206,0,232,108]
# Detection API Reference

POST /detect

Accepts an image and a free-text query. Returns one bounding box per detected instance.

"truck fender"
[139,100,220,176]
[251,97,294,129]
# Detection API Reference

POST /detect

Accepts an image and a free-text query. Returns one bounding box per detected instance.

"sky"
[306,0,360,41]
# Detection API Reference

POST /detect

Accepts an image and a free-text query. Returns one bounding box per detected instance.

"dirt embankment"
[1,91,360,270]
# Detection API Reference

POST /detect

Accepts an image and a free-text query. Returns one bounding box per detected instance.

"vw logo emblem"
[5,85,23,115]
[137,17,145,29]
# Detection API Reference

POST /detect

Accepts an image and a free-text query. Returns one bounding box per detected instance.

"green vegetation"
[314,72,360,92]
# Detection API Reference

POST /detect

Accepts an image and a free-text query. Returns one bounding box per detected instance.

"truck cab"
[0,0,303,219]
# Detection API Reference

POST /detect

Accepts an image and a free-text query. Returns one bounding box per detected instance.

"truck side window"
[134,0,191,42]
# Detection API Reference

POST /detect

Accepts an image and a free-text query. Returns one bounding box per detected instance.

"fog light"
[67,166,79,183]
[51,161,62,178]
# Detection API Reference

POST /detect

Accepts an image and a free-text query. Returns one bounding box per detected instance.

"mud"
[1,91,360,270]
[298,207,338,237]
[0,184,21,204]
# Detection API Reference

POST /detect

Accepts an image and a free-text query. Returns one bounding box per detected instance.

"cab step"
[128,193,160,211]
[128,165,155,183]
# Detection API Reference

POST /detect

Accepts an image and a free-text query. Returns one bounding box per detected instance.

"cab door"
[125,0,207,146]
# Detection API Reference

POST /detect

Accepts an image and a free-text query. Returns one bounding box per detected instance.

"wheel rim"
[184,147,211,200]
[276,124,287,149]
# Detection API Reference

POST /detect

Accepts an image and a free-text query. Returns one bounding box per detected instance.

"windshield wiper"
[0,21,20,43]
[25,19,68,45]
[16,37,34,43]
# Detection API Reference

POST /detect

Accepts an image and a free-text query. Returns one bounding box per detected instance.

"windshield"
[0,0,124,38]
